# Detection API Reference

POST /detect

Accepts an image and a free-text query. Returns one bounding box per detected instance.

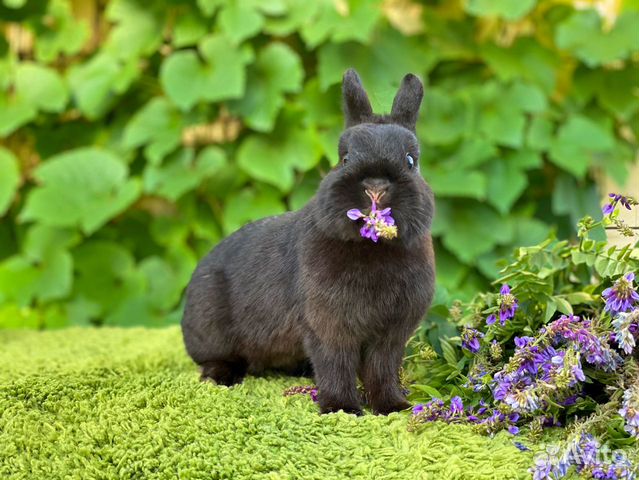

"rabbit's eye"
[406,153,415,169]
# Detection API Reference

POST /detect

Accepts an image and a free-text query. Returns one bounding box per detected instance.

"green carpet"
[0,327,534,479]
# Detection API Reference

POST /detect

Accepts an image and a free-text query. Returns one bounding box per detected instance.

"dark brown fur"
[182,69,436,415]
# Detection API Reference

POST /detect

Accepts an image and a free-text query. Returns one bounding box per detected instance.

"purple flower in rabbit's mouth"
[347,200,398,242]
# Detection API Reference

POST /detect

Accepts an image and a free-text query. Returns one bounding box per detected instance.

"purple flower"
[450,396,463,414]
[602,202,615,215]
[530,456,554,480]
[498,284,518,325]
[548,315,623,373]
[602,193,638,216]
[346,209,364,220]
[612,309,638,355]
[603,273,639,315]
[508,425,520,435]
[514,441,530,451]
[411,397,456,422]
[465,364,489,392]
[346,200,397,242]
[486,314,497,325]
[514,336,534,349]
[283,385,319,403]
[571,361,586,383]
[461,328,484,354]
[619,386,639,439]
[532,434,637,480]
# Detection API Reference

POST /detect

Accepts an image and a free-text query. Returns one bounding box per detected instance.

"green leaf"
[526,116,554,151]
[104,0,164,60]
[465,0,536,21]
[317,27,436,112]
[0,93,35,136]
[0,304,41,329]
[32,0,90,63]
[236,122,322,193]
[289,171,321,211]
[223,186,287,235]
[15,63,68,112]
[297,78,342,128]
[160,35,250,110]
[262,0,317,36]
[4,0,27,8]
[173,10,208,47]
[572,66,639,121]
[484,158,528,214]
[0,225,77,305]
[231,42,303,132]
[72,240,144,317]
[21,148,141,234]
[506,82,547,113]
[418,89,468,145]
[435,247,471,292]
[123,97,183,164]
[139,256,183,310]
[301,0,381,48]
[553,296,573,315]
[22,224,79,261]
[218,0,264,44]
[0,147,20,216]
[556,10,639,67]
[65,297,101,326]
[511,217,551,247]
[545,298,557,322]
[445,138,497,168]
[422,166,486,200]
[551,174,606,240]
[196,0,225,16]
[67,53,121,119]
[0,252,72,304]
[143,147,226,201]
[410,384,443,399]
[472,83,527,147]
[508,149,542,170]
[481,38,559,94]
[561,292,595,305]
[549,115,615,178]
[440,338,459,367]
[441,203,514,263]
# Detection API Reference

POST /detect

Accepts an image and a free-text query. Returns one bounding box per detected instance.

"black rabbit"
[182,69,435,415]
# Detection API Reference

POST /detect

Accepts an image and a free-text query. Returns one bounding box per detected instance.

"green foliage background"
[0,0,637,328]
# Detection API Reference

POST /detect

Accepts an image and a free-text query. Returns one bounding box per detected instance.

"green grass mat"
[0,327,534,479]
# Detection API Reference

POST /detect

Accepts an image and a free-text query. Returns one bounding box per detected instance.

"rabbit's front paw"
[320,402,363,416]
[318,393,363,416]
[371,399,410,416]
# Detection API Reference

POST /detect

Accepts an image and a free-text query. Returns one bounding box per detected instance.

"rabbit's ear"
[342,69,373,128]
[390,73,424,132]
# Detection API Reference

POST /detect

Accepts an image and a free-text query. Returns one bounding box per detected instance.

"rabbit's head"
[314,69,434,246]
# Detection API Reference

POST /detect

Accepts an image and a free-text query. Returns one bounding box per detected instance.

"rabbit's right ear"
[390,73,423,132]
[342,69,373,128]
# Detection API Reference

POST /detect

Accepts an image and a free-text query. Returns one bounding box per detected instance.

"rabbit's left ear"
[390,74,424,132]
[342,69,373,128]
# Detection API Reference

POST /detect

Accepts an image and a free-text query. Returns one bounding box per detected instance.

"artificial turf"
[0,327,535,479]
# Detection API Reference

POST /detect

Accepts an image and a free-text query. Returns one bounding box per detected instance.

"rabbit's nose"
[363,178,390,203]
